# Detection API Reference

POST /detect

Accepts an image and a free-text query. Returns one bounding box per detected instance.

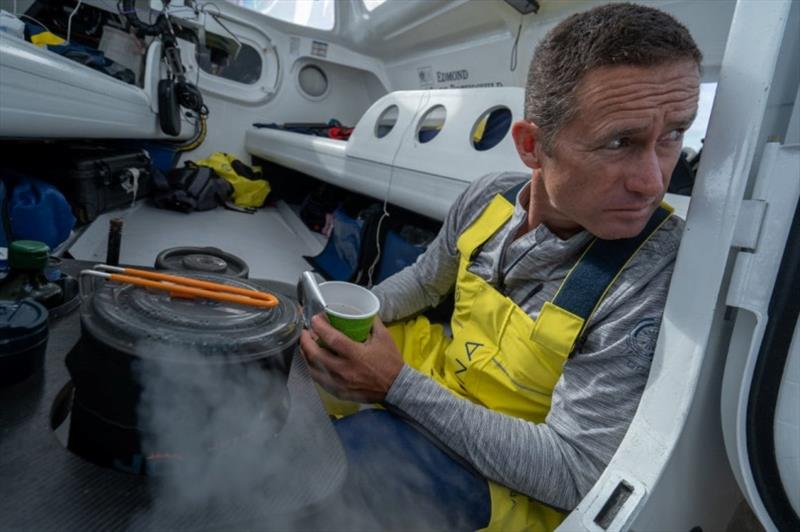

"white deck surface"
[69,200,325,285]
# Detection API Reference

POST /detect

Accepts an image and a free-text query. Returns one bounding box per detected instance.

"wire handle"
[81,266,279,309]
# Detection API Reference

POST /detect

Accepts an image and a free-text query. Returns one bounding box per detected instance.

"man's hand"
[299,314,404,403]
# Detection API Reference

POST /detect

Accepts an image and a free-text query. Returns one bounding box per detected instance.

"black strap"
[502,180,526,204]
[553,206,672,321]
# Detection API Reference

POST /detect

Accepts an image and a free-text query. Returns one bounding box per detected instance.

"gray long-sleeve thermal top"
[373,171,684,511]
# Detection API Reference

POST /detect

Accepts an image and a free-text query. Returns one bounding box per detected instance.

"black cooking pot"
[0,299,48,387]
[65,272,300,474]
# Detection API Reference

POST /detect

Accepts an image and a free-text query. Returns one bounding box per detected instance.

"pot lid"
[80,273,299,362]
[0,299,48,351]
[155,247,249,278]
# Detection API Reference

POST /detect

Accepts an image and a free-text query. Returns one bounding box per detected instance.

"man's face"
[520,60,700,240]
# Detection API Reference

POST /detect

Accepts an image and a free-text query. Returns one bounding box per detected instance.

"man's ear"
[512,120,543,170]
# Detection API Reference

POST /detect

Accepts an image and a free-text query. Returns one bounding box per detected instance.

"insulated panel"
[0,36,189,139]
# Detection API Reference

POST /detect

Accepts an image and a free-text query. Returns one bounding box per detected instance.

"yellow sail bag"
[195,152,270,208]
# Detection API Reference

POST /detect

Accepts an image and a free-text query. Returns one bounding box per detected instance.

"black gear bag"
[152,163,232,212]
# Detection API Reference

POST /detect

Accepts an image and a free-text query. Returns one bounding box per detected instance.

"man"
[299,3,701,530]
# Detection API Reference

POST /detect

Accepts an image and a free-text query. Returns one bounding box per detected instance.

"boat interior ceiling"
[1,0,799,531]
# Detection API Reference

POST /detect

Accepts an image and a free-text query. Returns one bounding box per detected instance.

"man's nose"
[626,148,665,197]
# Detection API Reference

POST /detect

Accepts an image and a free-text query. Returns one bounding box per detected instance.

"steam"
[127,340,341,529]
[128,340,466,530]
[134,342,285,498]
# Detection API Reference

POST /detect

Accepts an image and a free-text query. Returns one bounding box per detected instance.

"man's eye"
[605,137,630,150]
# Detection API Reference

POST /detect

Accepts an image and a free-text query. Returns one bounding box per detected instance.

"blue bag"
[305,208,364,281]
[373,229,428,284]
[0,176,76,250]
[304,205,432,285]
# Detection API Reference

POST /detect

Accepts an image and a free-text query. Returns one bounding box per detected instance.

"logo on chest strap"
[452,341,484,384]
[465,341,483,361]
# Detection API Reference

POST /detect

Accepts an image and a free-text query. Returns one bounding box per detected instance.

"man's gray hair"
[526,3,702,153]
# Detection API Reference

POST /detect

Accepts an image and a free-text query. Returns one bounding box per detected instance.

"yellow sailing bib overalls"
[389,184,673,531]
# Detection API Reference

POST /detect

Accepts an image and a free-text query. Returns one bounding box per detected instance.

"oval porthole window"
[195,32,263,85]
[375,105,399,138]
[471,107,512,151]
[298,64,328,99]
[417,105,446,143]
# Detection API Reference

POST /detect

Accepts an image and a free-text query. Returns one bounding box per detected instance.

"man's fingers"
[300,329,342,372]
[303,314,401,403]
[311,314,359,358]
[298,331,323,371]
[300,333,357,398]
[301,329,357,385]
[299,329,318,358]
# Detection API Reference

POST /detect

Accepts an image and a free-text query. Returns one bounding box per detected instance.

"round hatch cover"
[155,247,250,278]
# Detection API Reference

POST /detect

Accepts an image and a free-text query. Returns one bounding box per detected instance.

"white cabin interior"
[0,0,798,530]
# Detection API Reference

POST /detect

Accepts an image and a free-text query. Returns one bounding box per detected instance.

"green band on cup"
[318,281,381,343]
